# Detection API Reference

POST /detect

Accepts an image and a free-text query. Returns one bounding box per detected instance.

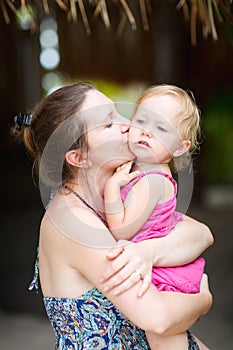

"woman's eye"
[105,122,113,128]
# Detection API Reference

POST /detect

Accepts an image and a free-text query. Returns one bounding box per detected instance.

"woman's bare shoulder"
[41,195,116,250]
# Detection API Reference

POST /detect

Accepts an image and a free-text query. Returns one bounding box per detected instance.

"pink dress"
[120,170,205,293]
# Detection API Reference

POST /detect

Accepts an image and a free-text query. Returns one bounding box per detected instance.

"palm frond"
[0,0,232,44]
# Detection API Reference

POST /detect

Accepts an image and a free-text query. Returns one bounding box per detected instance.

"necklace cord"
[63,185,108,227]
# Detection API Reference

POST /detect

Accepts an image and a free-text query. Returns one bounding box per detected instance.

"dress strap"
[144,170,178,195]
[64,185,108,227]
[45,187,59,210]
[29,188,59,294]
[129,170,178,196]
[28,247,39,293]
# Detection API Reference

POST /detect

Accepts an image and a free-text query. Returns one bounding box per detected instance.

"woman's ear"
[65,150,92,169]
[65,150,82,167]
[173,140,191,158]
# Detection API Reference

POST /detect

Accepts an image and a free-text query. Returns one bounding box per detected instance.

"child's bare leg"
[146,330,188,350]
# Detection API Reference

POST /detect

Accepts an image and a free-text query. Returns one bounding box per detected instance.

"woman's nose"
[117,114,130,134]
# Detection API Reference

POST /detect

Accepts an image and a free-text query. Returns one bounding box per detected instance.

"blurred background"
[1,1,233,349]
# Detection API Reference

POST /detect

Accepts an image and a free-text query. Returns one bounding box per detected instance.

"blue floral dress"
[29,253,200,350]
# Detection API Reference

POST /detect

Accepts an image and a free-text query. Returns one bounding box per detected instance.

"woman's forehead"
[81,89,114,111]
[79,89,116,128]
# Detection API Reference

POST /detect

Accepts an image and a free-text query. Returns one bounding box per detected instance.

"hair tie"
[14,113,32,130]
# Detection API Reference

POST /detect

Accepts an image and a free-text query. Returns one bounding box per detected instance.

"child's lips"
[137,140,150,148]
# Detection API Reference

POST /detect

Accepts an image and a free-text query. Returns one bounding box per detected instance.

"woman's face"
[80,90,135,170]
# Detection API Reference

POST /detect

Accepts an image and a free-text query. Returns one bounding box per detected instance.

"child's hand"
[111,161,140,187]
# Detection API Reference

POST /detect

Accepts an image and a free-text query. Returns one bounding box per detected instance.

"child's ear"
[173,140,191,158]
[65,150,82,167]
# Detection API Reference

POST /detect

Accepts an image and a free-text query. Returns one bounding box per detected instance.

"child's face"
[129,95,183,164]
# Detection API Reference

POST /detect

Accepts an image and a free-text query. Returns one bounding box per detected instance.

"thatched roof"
[1,0,233,45]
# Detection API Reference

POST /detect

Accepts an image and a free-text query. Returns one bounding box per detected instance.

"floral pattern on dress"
[44,288,150,349]
[30,248,200,350]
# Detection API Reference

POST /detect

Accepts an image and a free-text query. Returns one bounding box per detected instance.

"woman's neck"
[68,165,115,214]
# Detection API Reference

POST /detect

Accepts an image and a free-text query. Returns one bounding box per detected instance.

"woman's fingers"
[101,241,154,296]
[137,273,152,297]
[102,269,152,297]
[106,246,125,261]
[200,273,209,292]
[100,254,131,285]
[101,260,141,291]
[100,253,151,296]
[200,273,213,313]
[110,270,143,296]
[100,241,130,282]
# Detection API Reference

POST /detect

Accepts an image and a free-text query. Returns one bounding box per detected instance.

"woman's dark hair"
[12,82,95,186]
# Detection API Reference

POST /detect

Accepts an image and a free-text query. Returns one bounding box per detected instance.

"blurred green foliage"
[92,79,143,104]
[75,78,146,120]
[203,87,233,184]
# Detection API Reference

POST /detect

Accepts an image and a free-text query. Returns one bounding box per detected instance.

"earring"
[79,159,92,169]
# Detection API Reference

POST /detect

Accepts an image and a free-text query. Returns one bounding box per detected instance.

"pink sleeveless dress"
[120,170,205,293]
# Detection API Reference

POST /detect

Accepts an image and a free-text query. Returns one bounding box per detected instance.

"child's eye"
[135,119,145,124]
[157,126,167,132]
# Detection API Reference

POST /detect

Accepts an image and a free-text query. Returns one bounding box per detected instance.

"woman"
[13,82,213,349]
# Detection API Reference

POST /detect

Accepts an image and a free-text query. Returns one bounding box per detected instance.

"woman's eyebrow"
[108,110,116,120]
[101,110,114,125]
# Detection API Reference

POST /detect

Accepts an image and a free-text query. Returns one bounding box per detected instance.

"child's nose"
[142,129,152,138]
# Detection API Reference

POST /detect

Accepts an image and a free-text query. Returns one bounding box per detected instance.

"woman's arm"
[66,228,212,335]
[100,215,214,295]
[152,214,214,266]
[49,202,212,335]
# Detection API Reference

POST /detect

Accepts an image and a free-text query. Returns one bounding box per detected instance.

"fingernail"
[99,277,104,283]
[114,289,120,296]
[104,286,109,292]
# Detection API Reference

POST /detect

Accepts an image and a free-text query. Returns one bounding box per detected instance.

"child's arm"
[104,162,169,240]
[104,161,137,240]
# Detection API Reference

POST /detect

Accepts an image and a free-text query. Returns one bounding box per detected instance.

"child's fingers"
[129,171,140,181]
[116,161,133,173]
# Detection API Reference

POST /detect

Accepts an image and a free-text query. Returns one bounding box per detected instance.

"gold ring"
[133,270,143,279]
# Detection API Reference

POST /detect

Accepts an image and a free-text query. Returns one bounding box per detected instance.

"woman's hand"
[200,273,213,313]
[100,240,154,297]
